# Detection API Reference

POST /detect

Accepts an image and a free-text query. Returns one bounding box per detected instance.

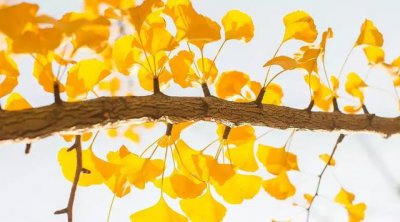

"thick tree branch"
[0,94,399,144]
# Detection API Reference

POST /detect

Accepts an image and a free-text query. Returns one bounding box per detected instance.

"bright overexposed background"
[1,0,400,221]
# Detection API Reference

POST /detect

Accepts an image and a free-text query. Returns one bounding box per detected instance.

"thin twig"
[306,134,346,221]
[55,135,82,222]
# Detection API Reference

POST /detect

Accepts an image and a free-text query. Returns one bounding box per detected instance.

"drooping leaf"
[257,145,299,175]
[262,172,296,200]
[180,188,226,222]
[131,197,188,222]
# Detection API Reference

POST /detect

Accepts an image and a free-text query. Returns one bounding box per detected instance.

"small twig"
[304,100,315,113]
[222,125,232,140]
[153,76,160,94]
[54,82,62,104]
[255,87,266,107]
[306,134,346,221]
[25,143,31,154]
[55,135,82,222]
[166,123,173,136]
[201,83,211,97]
[332,98,341,113]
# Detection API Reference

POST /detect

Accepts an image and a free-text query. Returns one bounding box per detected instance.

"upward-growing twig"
[306,134,346,221]
[54,135,82,222]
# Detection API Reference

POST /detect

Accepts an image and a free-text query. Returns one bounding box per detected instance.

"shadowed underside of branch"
[0,94,399,144]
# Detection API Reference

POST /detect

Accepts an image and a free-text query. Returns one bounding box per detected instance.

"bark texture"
[0,94,399,144]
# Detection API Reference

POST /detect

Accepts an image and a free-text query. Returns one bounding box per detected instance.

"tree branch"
[0,94,399,144]
[54,135,82,222]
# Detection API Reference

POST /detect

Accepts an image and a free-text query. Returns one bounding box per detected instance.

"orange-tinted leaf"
[262,172,296,200]
[263,56,299,70]
[4,93,32,111]
[257,145,299,175]
[0,51,19,98]
[363,46,384,65]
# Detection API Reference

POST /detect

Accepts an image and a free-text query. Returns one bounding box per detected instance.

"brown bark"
[0,94,399,144]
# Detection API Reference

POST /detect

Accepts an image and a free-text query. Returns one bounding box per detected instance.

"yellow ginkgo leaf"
[335,188,355,206]
[263,56,299,70]
[164,0,221,49]
[58,147,109,186]
[214,173,262,204]
[128,0,164,32]
[344,105,363,114]
[112,35,140,75]
[5,93,32,111]
[0,51,19,98]
[173,140,201,177]
[169,50,198,88]
[131,197,188,222]
[120,152,164,189]
[33,53,65,93]
[355,19,383,47]
[137,52,172,92]
[262,83,284,106]
[225,141,258,172]
[363,46,385,65]
[217,125,256,146]
[197,58,218,85]
[66,59,111,98]
[283,11,318,43]
[154,170,206,199]
[346,203,366,222]
[345,72,367,102]
[257,145,299,175]
[304,193,314,204]
[138,25,178,56]
[180,188,226,222]
[222,10,254,42]
[215,71,249,99]
[98,77,121,96]
[319,154,336,166]
[262,172,296,200]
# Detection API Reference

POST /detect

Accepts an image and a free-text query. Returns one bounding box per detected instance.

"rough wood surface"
[0,94,399,144]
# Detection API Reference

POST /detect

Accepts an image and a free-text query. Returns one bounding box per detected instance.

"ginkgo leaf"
[11,27,63,54]
[137,52,172,92]
[66,59,111,98]
[58,147,109,186]
[128,0,164,32]
[214,173,262,204]
[98,77,121,96]
[138,25,178,56]
[215,71,249,99]
[164,0,221,49]
[319,154,336,166]
[169,50,199,88]
[262,172,296,200]
[33,53,65,93]
[112,35,140,75]
[225,141,258,172]
[295,46,320,74]
[283,11,318,43]
[263,56,299,70]
[62,132,93,142]
[363,46,385,65]
[217,125,256,146]
[222,10,254,42]
[131,197,188,222]
[197,58,218,85]
[4,93,32,111]
[180,188,226,222]
[355,19,383,47]
[304,193,314,204]
[120,152,164,189]
[57,12,110,51]
[335,188,355,206]
[345,72,367,102]
[257,145,299,175]
[0,51,19,98]
[345,203,366,222]
[262,83,284,106]
[154,170,206,199]
[304,74,335,111]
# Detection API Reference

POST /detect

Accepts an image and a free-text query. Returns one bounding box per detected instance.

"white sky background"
[1,0,400,221]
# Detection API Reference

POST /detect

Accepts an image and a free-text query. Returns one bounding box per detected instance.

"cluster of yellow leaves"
[335,188,367,222]
[58,144,164,197]
[215,71,283,105]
